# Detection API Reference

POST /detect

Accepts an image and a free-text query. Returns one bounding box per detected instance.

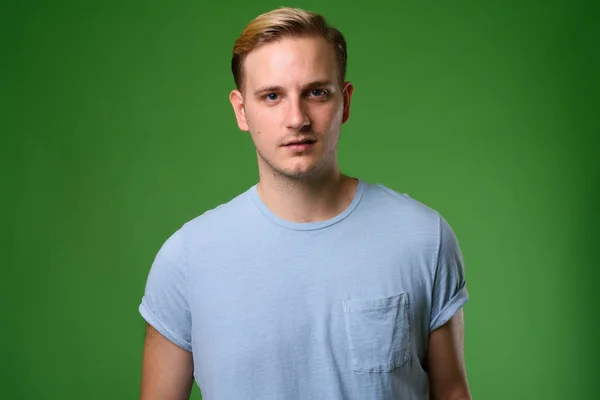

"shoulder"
[177,185,257,240]
[150,186,257,264]
[360,180,442,232]
[358,180,463,261]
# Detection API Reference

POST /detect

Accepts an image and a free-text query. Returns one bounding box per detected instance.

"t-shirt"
[139,179,469,400]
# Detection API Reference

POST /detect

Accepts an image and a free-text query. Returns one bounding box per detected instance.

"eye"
[309,89,328,98]
[265,93,279,101]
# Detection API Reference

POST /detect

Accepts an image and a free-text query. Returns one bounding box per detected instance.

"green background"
[3,0,598,399]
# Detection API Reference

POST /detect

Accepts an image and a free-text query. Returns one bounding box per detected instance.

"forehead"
[243,36,339,91]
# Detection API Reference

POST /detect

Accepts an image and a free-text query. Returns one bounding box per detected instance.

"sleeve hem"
[139,300,193,352]
[429,285,469,332]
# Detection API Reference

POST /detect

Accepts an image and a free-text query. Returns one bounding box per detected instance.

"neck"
[256,167,358,223]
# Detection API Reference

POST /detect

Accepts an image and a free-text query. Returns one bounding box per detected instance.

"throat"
[256,174,359,223]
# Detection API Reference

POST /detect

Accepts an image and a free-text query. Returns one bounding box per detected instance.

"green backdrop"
[3,0,598,399]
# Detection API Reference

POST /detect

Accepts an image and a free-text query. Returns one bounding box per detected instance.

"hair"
[231,7,348,92]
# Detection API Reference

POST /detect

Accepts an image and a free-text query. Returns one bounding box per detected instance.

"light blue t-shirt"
[139,179,468,400]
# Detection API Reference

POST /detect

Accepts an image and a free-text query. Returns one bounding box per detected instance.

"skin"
[229,35,357,223]
[140,324,193,400]
[427,309,472,400]
[140,34,471,400]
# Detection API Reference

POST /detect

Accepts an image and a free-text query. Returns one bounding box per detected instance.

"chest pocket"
[343,292,411,373]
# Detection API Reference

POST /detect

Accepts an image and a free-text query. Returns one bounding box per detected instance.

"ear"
[341,81,354,124]
[229,89,249,132]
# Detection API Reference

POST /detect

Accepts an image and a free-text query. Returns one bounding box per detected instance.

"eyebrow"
[253,80,334,97]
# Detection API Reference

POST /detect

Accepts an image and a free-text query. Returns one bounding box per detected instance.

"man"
[139,7,471,400]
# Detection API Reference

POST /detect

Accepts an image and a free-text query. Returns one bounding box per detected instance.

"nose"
[285,97,310,131]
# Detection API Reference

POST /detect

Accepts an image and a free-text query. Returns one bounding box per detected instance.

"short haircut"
[231,7,348,92]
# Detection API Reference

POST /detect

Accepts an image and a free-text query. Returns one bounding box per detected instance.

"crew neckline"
[249,179,366,231]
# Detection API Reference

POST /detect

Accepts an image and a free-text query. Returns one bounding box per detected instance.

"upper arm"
[427,214,471,399]
[138,228,194,399]
[426,308,471,400]
[140,323,194,400]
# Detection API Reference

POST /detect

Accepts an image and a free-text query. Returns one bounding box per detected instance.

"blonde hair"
[231,7,348,91]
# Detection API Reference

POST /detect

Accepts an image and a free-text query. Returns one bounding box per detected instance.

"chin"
[280,164,325,180]
[260,153,329,180]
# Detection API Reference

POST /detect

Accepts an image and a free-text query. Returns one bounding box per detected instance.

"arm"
[140,323,194,400]
[139,228,194,399]
[426,308,471,400]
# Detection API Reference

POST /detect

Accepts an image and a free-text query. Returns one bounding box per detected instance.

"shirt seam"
[429,211,443,326]
[181,224,191,325]
[249,180,366,232]
[141,300,192,350]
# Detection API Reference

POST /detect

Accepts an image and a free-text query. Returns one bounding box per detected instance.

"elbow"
[448,392,472,400]
[432,388,472,400]
[448,390,472,400]
[436,395,471,400]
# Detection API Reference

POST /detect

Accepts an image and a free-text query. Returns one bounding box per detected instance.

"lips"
[284,139,316,146]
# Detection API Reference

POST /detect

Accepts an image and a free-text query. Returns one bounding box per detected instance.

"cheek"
[314,106,343,135]
[322,107,344,144]
[247,106,280,132]
[245,111,278,147]
[317,102,342,123]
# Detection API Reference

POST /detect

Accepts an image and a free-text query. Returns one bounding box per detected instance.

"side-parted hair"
[231,7,348,92]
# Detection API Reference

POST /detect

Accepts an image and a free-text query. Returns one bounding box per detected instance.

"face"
[229,35,354,181]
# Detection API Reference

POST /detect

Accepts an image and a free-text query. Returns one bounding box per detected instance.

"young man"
[139,7,471,400]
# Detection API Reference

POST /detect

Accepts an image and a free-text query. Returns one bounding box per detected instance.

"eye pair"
[265,89,328,101]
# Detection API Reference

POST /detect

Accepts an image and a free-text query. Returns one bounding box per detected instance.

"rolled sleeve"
[429,214,469,332]
[139,227,192,351]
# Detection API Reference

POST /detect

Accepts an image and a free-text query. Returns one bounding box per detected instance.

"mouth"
[283,139,317,146]
[283,139,317,151]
